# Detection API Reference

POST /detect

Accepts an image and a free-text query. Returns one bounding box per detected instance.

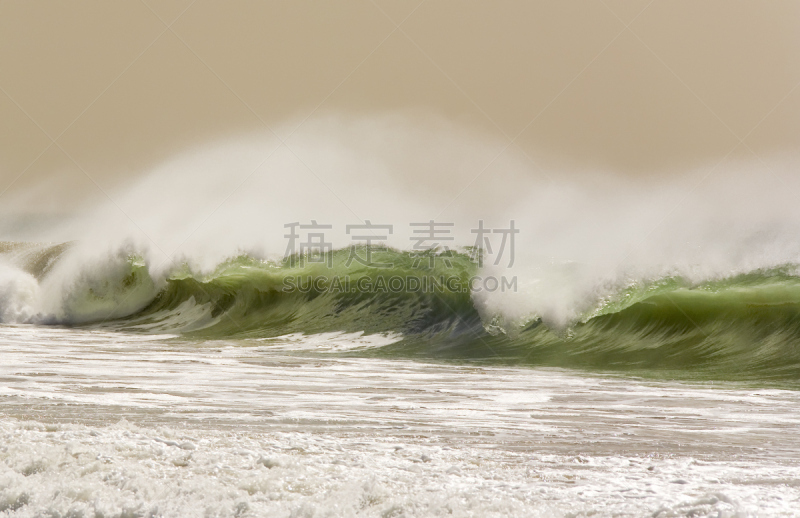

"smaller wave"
[1,242,159,325]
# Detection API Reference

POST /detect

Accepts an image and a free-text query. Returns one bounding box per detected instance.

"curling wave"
[4,242,800,383]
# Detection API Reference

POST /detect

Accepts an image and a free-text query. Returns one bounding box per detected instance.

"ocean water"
[2,325,800,517]
[2,241,800,516]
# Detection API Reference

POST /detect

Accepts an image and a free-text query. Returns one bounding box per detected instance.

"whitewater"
[3,116,800,516]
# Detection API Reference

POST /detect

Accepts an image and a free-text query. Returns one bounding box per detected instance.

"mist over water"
[1,115,798,331]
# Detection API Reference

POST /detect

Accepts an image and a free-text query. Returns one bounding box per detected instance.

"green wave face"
[123,248,481,338]
[489,281,800,384]
[9,244,800,384]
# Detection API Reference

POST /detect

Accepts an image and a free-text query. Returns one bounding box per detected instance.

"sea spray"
[0,261,39,324]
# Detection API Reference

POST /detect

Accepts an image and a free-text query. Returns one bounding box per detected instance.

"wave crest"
[4,243,800,382]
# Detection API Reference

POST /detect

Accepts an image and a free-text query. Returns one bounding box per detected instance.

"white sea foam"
[1,326,799,516]
[1,417,779,518]
[256,331,403,352]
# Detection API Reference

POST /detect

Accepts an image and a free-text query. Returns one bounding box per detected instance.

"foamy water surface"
[1,325,799,517]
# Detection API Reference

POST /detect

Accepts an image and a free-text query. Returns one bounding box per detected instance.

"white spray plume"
[2,113,799,328]
[0,261,39,324]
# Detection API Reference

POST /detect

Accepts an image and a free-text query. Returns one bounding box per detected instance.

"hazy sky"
[1,1,799,216]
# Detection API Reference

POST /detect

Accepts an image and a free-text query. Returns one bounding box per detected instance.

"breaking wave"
[4,241,800,383]
[4,118,800,384]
